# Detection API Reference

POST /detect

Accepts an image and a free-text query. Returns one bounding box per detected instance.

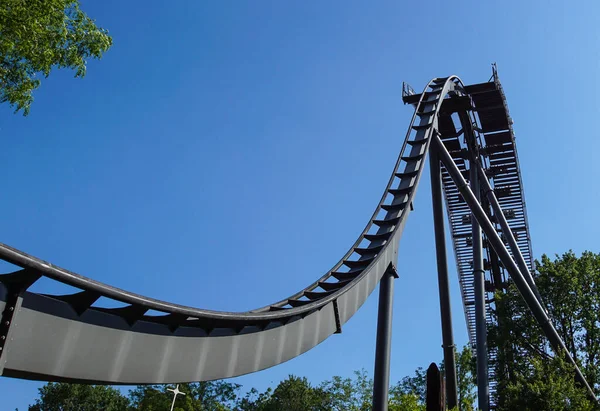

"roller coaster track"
[1,71,594,409]
[0,76,457,385]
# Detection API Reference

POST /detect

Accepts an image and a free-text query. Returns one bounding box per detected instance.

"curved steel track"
[0,75,521,387]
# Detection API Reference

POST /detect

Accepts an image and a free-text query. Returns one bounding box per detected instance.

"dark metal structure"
[429,146,458,409]
[1,68,596,410]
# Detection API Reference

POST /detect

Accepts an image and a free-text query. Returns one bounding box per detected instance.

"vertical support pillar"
[470,163,489,411]
[372,264,398,411]
[429,147,458,409]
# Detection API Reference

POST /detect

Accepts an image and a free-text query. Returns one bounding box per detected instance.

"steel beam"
[473,160,545,307]
[470,162,489,411]
[431,134,598,404]
[429,147,458,410]
[372,264,398,411]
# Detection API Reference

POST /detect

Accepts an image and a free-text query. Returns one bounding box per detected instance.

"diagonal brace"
[431,134,598,404]
[472,159,545,308]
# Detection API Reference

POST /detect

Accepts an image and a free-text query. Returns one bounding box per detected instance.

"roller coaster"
[0,67,596,410]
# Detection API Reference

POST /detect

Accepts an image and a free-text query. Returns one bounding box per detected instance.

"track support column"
[372,263,398,411]
[429,146,458,410]
[470,162,489,411]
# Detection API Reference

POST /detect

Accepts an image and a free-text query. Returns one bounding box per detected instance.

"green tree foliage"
[502,355,594,411]
[0,0,112,115]
[264,375,329,411]
[235,387,272,411]
[388,392,423,411]
[128,381,240,411]
[236,373,362,411]
[126,385,168,411]
[28,382,128,411]
[26,353,476,410]
[490,250,600,410]
[455,346,476,411]
[27,367,456,411]
[318,370,373,410]
[393,366,426,404]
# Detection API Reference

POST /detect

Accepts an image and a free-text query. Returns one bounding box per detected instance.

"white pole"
[167,384,186,411]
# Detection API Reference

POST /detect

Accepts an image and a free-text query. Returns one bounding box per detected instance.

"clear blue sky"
[2,0,600,409]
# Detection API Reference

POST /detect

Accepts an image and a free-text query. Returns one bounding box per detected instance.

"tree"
[388,391,424,411]
[235,387,272,411]
[28,382,128,411]
[317,375,355,410]
[127,385,169,411]
[26,359,474,411]
[128,381,241,411]
[501,355,594,411]
[238,370,375,411]
[0,0,112,115]
[319,369,373,411]
[489,251,600,410]
[262,375,329,411]
[393,366,427,404]
[454,345,476,411]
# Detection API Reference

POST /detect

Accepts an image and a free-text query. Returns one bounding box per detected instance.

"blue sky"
[2,0,600,408]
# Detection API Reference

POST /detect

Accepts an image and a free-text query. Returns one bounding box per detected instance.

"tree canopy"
[26,350,476,411]
[28,382,128,411]
[490,250,600,410]
[0,0,112,115]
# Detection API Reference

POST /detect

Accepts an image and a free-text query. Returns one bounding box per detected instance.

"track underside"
[0,72,537,411]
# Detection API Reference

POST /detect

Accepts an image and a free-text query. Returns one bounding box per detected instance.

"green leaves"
[490,250,600,410]
[25,368,445,411]
[501,355,594,411]
[28,383,128,411]
[26,352,477,410]
[0,0,112,115]
[128,381,241,411]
